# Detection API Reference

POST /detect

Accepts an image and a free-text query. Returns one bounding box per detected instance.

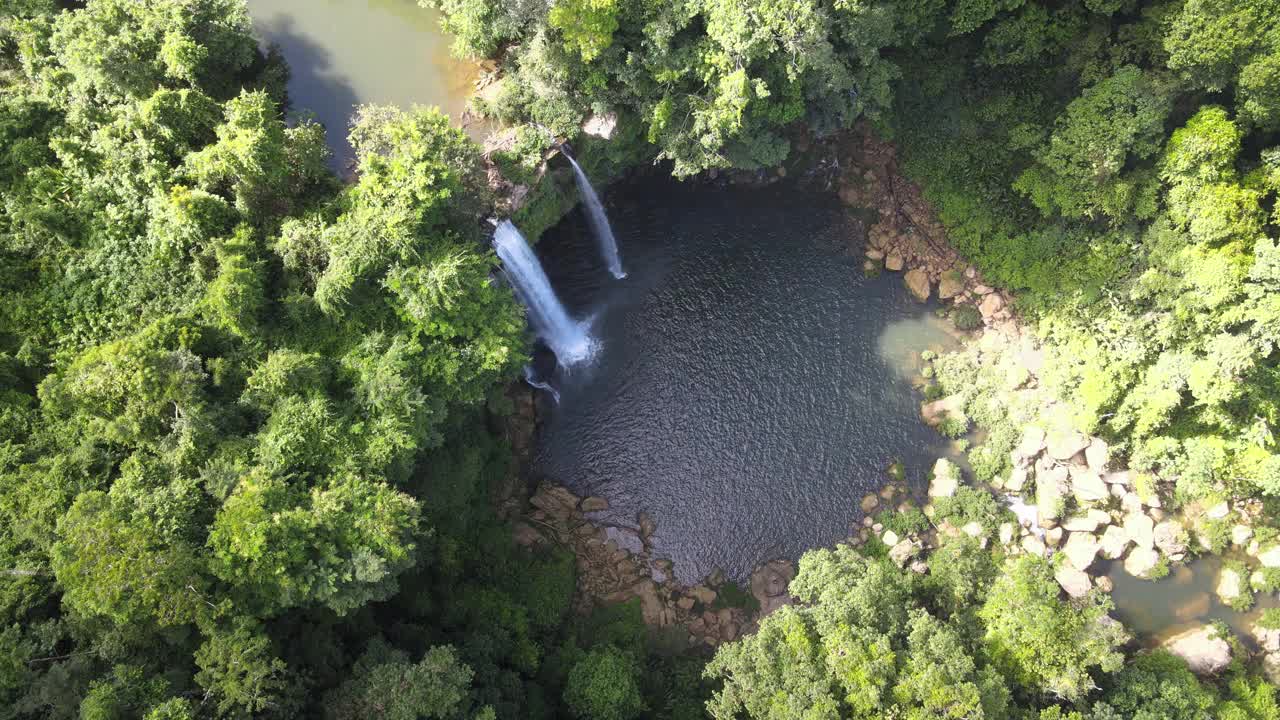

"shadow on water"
[528,175,956,584]
[249,12,360,168]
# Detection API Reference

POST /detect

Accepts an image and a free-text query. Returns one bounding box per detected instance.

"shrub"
[564,646,646,720]
[952,304,983,331]
[938,414,970,439]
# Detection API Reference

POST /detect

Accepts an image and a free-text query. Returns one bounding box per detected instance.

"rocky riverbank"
[822,127,1280,680]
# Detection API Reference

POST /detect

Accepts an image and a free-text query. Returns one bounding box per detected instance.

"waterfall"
[563,152,626,279]
[523,365,560,404]
[493,220,595,365]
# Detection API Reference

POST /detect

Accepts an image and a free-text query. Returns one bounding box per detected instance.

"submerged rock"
[1217,567,1244,605]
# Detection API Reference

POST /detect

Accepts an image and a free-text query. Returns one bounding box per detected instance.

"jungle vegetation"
[0,0,1279,718]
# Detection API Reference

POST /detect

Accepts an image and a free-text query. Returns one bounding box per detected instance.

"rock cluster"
[516,482,793,649]
[836,128,1014,332]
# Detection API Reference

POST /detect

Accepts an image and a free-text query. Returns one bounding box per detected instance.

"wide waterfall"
[493,220,596,365]
[564,151,626,279]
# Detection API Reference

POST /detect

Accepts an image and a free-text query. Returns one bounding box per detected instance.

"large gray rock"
[1217,567,1245,605]
[1253,622,1280,654]
[1036,466,1070,520]
[1123,513,1156,550]
[921,394,965,427]
[929,459,961,498]
[1085,438,1110,471]
[1124,547,1161,579]
[1062,532,1102,571]
[1015,426,1047,462]
[1100,525,1132,560]
[1055,562,1093,599]
[889,539,921,568]
[1259,545,1280,568]
[1047,431,1090,461]
[1070,467,1109,503]
[1154,520,1188,556]
[1063,509,1112,533]
[1163,626,1233,675]
[979,292,1004,320]
[530,483,581,518]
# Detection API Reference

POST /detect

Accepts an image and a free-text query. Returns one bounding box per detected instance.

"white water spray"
[1005,494,1045,539]
[493,220,596,366]
[563,151,626,279]
[523,365,560,404]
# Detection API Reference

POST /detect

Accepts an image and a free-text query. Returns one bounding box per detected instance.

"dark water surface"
[531,176,955,583]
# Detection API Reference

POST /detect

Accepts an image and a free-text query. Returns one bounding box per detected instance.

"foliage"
[563,646,645,720]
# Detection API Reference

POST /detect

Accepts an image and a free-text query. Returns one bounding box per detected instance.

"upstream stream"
[247,0,477,166]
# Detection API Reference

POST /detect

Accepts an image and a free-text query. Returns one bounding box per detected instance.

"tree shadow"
[250,12,362,171]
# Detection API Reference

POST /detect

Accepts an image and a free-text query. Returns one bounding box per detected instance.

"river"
[247,0,478,167]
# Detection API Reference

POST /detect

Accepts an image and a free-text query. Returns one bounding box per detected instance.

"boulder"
[1021,535,1047,557]
[1206,501,1231,520]
[860,494,880,513]
[999,522,1016,545]
[1085,438,1110,471]
[929,459,961,498]
[638,511,657,542]
[690,585,717,605]
[750,560,796,618]
[1063,509,1112,533]
[1120,491,1145,515]
[530,483,580,518]
[1015,426,1047,462]
[1062,532,1102,571]
[676,596,696,611]
[882,530,901,547]
[889,539,920,567]
[1154,520,1188,556]
[1124,547,1161,579]
[1123,513,1156,550]
[1162,626,1232,676]
[885,253,905,271]
[1259,545,1280,568]
[978,293,1005,320]
[1007,466,1029,492]
[1045,526,1064,547]
[1036,466,1070,520]
[921,394,965,427]
[1103,470,1132,487]
[608,579,667,626]
[938,272,964,300]
[1217,567,1244,605]
[1096,575,1114,593]
[1055,562,1093,599]
[904,269,931,302]
[1070,467,1109,503]
[1233,525,1254,546]
[1100,525,1132,560]
[1047,431,1091,462]
[1266,653,1280,686]
[582,113,619,139]
[1253,623,1280,654]
[581,496,610,512]
[961,521,985,538]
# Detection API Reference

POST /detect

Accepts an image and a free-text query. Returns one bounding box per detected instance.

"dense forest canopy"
[0,0,1278,718]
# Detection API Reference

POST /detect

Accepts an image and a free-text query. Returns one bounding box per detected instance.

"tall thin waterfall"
[564,152,626,279]
[493,220,595,365]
